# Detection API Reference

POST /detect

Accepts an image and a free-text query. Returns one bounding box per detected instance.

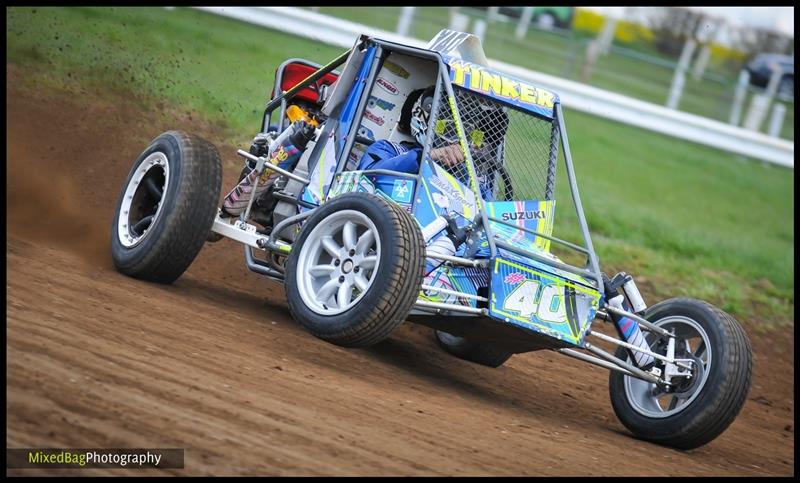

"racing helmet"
[404,86,435,146]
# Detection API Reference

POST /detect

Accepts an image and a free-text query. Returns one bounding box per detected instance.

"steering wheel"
[474,144,514,201]
[496,164,515,201]
[355,135,375,146]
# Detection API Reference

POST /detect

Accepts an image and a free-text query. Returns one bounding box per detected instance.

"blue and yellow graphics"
[312,41,600,347]
[445,57,559,121]
[327,170,415,211]
[413,159,478,232]
[490,254,600,347]
[487,200,556,253]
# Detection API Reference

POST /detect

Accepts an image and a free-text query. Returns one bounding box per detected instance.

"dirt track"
[6,69,795,476]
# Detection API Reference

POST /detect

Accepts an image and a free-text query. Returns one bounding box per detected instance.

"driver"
[357,86,509,201]
[356,86,464,173]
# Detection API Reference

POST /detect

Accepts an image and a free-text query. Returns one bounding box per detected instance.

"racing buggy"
[111,30,752,450]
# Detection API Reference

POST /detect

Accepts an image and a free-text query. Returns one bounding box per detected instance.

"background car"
[745,53,794,97]
[470,6,575,30]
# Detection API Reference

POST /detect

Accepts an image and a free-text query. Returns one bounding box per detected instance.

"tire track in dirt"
[6,67,794,476]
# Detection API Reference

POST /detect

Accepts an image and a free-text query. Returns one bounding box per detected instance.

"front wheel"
[284,193,425,348]
[608,297,752,449]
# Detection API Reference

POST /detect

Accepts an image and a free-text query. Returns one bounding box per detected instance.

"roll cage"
[257,34,603,296]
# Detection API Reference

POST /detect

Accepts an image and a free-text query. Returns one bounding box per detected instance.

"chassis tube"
[420,284,488,302]
[488,215,589,255]
[555,103,604,292]
[262,48,352,127]
[494,240,598,283]
[414,299,487,315]
[438,66,498,259]
[604,304,673,338]
[336,45,383,172]
[244,245,284,281]
[268,209,315,247]
[589,330,692,370]
[584,342,662,384]
[557,348,639,378]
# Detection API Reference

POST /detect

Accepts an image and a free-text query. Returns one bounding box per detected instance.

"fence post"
[487,6,500,23]
[666,38,696,110]
[562,32,580,79]
[515,7,534,40]
[597,16,617,55]
[691,18,719,80]
[692,45,712,80]
[743,64,784,131]
[396,7,415,37]
[767,103,787,138]
[581,40,601,83]
[728,69,750,126]
[473,18,487,42]
[449,8,470,32]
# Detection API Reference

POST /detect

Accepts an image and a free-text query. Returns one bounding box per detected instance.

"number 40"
[503,280,566,323]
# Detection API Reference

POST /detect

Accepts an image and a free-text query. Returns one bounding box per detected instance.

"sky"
[585,7,794,38]
[690,6,794,37]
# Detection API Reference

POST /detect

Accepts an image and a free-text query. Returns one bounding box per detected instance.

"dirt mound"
[6,67,794,476]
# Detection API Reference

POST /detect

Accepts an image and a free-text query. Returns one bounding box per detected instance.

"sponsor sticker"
[504,272,526,285]
[367,95,396,111]
[501,210,546,221]
[391,179,412,203]
[376,77,399,95]
[357,126,376,140]
[428,30,471,54]
[383,60,410,79]
[363,109,385,126]
[429,174,468,209]
[448,59,557,111]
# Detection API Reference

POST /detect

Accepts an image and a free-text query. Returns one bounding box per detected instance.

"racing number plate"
[489,256,600,347]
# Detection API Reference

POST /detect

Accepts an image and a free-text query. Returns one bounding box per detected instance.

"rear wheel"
[111,131,222,283]
[435,330,513,368]
[284,193,425,348]
[608,298,752,449]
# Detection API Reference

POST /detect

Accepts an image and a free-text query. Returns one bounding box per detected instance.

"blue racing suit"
[356,140,422,173]
[357,139,497,200]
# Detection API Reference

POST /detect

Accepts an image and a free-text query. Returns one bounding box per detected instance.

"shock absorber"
[604,273,654,369]
[222,121,316,217]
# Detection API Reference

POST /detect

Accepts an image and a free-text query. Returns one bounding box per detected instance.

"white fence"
[195,7,793,168]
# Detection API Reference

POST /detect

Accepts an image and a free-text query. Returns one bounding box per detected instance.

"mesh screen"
[427,83,559,202]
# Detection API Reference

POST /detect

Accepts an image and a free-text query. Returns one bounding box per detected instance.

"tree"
[647,7,707,57]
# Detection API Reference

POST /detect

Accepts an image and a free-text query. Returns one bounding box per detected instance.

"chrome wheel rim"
[296,210,381,316]
[117,152,170,248]
[623,315,712,418]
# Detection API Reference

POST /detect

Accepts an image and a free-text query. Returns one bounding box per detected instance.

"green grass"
[550,111,794,325]
[7,6,794,328]
[7,6,345,146]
